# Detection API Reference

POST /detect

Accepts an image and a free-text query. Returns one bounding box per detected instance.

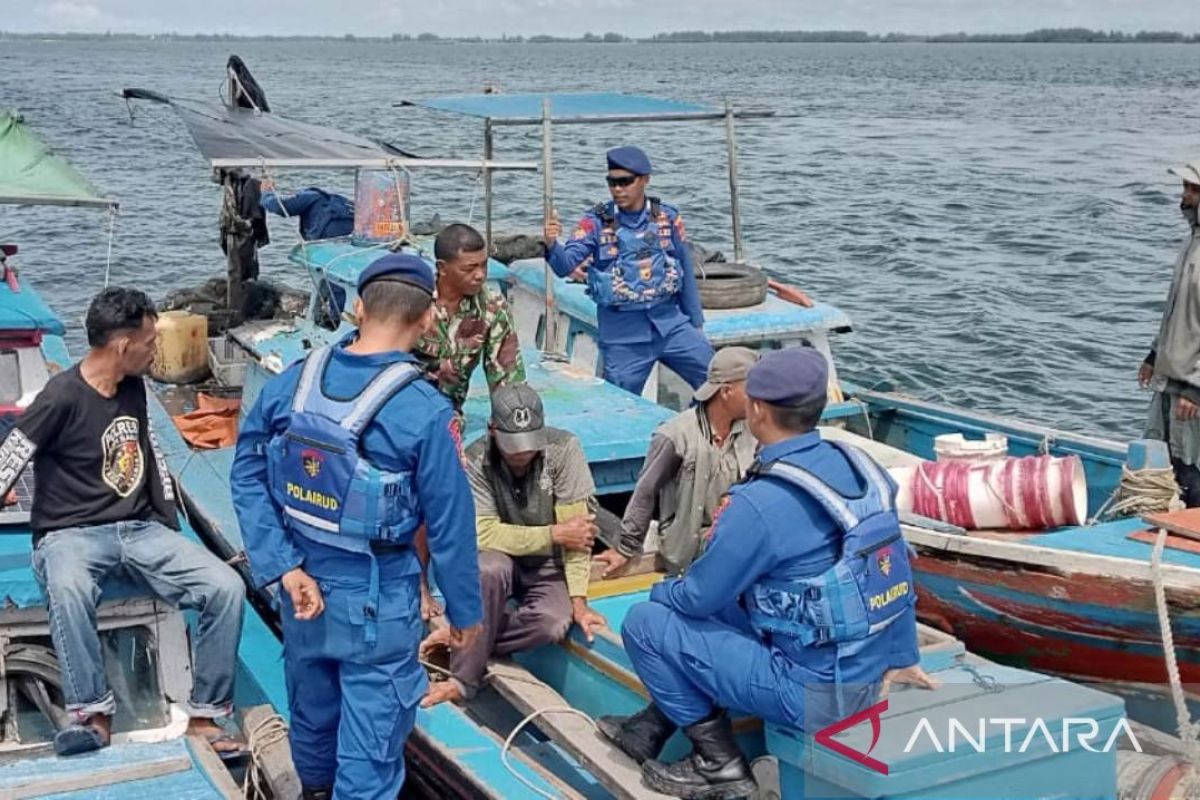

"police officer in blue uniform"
[231,254,484,800]
[598,348,935,799]
[543,146,714,395]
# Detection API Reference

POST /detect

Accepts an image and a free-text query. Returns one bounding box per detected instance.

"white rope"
[1090,465,1183,524]
[102,205,118,288]
[466,169,484,227]
[915,462,951,523]
[419,655,596,800]
[850,398,874,441]
[242,711,290,800]
[1151,526,1200,794]
[501,705,596,800]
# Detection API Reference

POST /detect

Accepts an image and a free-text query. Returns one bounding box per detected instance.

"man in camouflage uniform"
[413,223,526,620]
[415,223,525,413]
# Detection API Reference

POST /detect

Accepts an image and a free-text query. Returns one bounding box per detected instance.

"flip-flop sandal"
[54,723,108,757]
[205,732,250,762]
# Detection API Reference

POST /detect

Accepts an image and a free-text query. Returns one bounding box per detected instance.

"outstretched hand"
[880,664,940,697]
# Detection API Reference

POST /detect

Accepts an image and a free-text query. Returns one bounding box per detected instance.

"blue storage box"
[767,661,1125,799]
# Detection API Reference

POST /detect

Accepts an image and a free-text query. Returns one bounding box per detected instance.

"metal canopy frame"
[0,193,118,209]
[208,157,537,171]
[402,92,776,263]
[401,92,777,354]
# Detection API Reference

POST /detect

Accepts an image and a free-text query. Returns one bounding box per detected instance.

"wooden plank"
[240,705,302,800]
[902,524,1200,589]
[1128,529,1200,555]
[1142,509,1200,542]
[487,659,675,800]
[185,734,242,800]
[588,571,662,600]
[8,755,192,799]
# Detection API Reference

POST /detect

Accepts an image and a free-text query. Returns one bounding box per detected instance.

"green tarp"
[0,110,116,208]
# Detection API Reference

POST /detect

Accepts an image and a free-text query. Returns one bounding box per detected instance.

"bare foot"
[419,626,451,660]
[89,713,112,743]
[187,718,246,754]
[421,680,463,708]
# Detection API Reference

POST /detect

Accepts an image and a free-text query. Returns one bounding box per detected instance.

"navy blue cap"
[746,347,829,406]
[357,253,435,295]
[606,145,653,176]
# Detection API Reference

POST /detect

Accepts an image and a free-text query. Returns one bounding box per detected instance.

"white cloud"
[10,0,1200,36]
[36,1,107,28]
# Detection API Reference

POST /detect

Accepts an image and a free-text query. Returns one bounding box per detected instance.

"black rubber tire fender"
[694,262,768,310]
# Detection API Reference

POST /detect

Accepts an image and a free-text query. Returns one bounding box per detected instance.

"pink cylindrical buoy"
[894,455,1088,531]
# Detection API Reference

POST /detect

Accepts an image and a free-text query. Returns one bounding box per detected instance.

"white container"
[933,432,1009,463]
[208,336,252,388]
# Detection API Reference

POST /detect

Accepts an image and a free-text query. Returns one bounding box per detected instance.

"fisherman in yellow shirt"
[420,384,607,706]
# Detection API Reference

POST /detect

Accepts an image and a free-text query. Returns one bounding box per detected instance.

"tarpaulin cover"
[172,393,241,449]
[0,110,116,208]
[123,91,407,165]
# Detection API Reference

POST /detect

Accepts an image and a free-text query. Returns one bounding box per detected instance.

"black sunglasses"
[606,174,638,188]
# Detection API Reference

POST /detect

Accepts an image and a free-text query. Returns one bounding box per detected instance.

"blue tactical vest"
[267,346,422,554]
[587,198,683,309]
[744,442,915,647]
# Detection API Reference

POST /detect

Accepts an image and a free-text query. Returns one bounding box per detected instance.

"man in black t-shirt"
[0,288,246,757]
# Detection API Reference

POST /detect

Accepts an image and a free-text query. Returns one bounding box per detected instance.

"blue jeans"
[31,519,245,720]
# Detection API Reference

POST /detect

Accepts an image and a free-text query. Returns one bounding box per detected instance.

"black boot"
[301,787,333,800]
[597,703,677,764]
[641,710,756,800]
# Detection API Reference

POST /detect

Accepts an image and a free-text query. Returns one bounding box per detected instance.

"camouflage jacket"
[415,287,525,411]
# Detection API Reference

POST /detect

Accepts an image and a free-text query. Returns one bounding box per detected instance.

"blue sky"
[5,0,1200,37]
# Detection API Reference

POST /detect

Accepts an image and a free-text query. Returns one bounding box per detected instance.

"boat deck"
[0,736,234,799]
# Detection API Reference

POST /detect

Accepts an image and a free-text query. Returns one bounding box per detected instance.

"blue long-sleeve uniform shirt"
[650,431,920,685]
[231,342,483,630]
[546,202,705,345]
[261,188,354,242]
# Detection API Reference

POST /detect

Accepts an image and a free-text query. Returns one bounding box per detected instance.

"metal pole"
[541,98,558,354]
[483,119,494,253]
[724,98,745,263]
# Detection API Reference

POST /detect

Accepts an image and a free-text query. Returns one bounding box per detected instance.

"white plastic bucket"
[933,432,1009,463]
[896,454,1087,531]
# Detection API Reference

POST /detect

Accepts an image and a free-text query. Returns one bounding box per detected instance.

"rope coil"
[242,711,290,800]
[1091,466,1184,524]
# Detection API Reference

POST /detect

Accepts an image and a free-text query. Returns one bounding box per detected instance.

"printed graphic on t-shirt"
[101,416,144,497]
[0,429,35,496]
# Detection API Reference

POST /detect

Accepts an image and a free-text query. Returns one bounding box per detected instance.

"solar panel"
[0,464,33,525]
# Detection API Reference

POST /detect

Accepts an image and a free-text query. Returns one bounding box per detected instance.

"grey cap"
[490,383,548,453]
[694,346,760,402]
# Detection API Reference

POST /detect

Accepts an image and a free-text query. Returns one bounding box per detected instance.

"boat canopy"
[0,111,117,209]
[122,89,537,172]
[121,90,411,167]
[400,92,721,125]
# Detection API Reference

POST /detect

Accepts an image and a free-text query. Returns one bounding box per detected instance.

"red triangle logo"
[813,699,889,775]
